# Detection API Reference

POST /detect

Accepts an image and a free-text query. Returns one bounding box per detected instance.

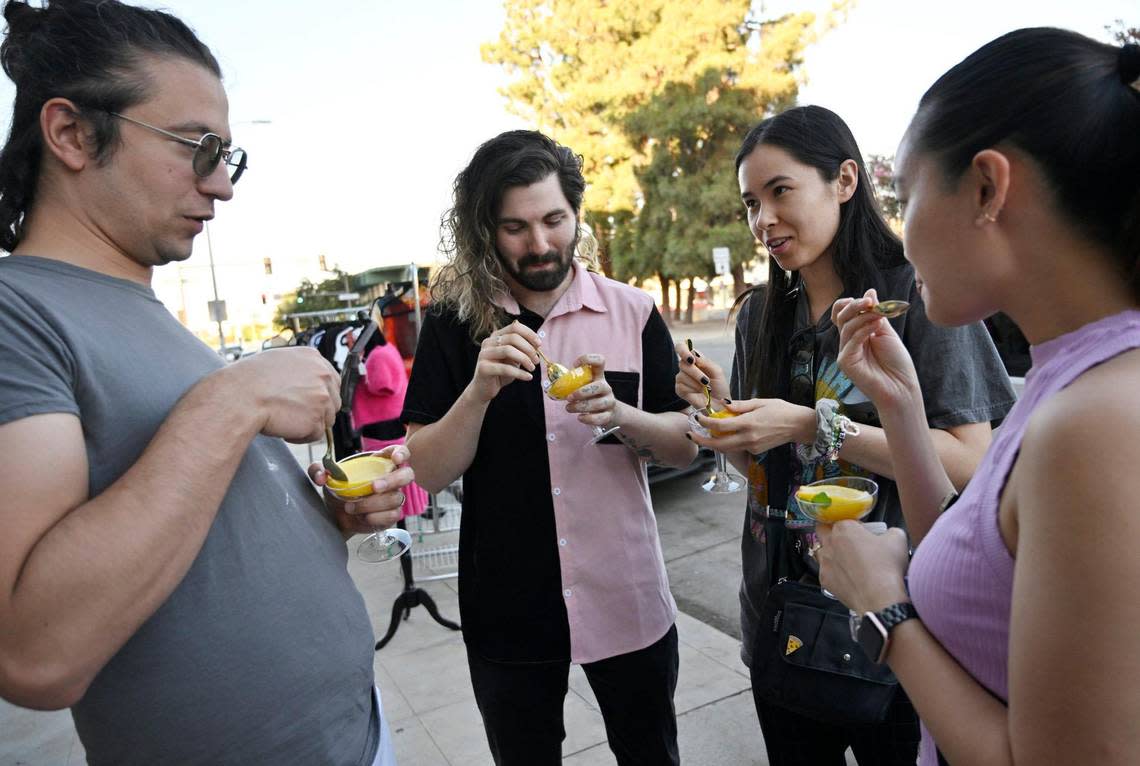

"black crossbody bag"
[748,442,901,725]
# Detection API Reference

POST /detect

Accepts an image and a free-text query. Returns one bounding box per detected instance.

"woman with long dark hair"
[677,105,1015,764]
[819,29,1140,765]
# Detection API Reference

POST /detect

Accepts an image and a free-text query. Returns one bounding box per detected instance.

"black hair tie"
[1120,43,1140,87]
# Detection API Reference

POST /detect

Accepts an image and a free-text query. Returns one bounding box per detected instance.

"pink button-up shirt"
[494,262,678,663]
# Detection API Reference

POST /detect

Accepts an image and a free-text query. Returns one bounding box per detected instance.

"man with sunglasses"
[0,2,407,764]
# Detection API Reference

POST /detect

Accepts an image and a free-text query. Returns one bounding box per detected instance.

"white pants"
[370,686,397,766]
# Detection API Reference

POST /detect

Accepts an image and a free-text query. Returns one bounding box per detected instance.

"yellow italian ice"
[326,454,396,498]
[794,483,874,522]
[547,365,593,399]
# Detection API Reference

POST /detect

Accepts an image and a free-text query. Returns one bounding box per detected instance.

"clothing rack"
[282,305,375,458]
[284,306,372,333]
[374,489,462,650]
[366,263,463,650]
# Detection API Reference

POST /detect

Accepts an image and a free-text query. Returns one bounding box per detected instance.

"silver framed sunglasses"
[109,112,248,183]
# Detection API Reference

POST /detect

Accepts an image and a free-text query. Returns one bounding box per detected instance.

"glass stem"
[715,450,730,478]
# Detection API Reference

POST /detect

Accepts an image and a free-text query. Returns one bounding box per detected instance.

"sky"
[0,0,1132,334]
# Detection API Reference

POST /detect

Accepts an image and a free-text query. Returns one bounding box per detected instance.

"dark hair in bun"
[909,28,1140,299]
[1121,43,1140,86]
[0,0,221,252]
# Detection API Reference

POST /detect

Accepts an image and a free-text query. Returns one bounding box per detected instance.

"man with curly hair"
[403,130,696,765]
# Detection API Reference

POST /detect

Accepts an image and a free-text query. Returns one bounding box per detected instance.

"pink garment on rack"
[352,341,428,519]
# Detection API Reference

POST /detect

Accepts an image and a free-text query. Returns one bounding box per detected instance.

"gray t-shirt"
[0,256,378,765]
[730,265,1017,666]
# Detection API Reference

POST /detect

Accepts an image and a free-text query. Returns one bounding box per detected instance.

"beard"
[499,232,578,292]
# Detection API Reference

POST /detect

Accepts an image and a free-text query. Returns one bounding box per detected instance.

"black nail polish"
[684,432,692,441]
[695,351,702,358]
[724,398,732,404]
[700,376,710,385]
[686,356,694,364]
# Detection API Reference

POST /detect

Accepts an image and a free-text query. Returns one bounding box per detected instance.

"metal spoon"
[686,338,714,415]
[322,425,348,482]
[859,299,911,319]
[535,347,570,381]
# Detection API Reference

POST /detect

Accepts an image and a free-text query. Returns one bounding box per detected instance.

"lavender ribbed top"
[908,309,1140,765]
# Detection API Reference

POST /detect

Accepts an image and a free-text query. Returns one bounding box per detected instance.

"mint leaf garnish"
[810,492,832,506]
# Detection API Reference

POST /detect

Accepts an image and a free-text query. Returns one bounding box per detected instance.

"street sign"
[712,247,731,276]
[337,292,361,301]
[208,300,227,322]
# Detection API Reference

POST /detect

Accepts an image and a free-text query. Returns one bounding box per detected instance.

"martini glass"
[687,409,745,493]
[795,476,879,599]
[538,349,620,446]
[325,451,414,563]
[683,337,743,493]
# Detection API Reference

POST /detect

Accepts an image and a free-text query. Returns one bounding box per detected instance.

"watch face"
[857,612,890,664]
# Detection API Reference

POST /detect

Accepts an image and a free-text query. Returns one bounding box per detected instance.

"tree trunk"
[596,218,614,277]
[685,279,696,324]
[658,272,671,320]
[731,262,748,297]
[671,280,681,322]
[584,210,614,277]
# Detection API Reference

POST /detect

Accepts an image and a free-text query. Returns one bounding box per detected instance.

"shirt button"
[563,589,572,598]
[552,487,561,496]
[559,538,567,546]
[547,433,556,442]
[538,330,547,338]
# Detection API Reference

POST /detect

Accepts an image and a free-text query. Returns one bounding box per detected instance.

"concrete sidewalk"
[0,548,764,766]
[342,556,765,765]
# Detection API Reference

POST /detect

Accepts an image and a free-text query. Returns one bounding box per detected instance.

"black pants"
[467,624,680,766]
[751,681,920,766]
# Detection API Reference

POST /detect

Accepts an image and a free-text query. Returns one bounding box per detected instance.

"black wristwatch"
[853,602,919,664]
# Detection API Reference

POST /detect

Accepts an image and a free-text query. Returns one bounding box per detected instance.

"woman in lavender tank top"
[815,28,1140,766]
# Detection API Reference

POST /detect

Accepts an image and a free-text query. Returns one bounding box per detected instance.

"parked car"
[647,447,716,485]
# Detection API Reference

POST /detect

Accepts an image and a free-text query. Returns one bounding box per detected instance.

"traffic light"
[263,257,272,275]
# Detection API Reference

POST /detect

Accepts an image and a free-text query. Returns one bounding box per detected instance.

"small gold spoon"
[322,425,348,482]
[535,347,570,381]
[686,338,714,415]
[859,299,911,320]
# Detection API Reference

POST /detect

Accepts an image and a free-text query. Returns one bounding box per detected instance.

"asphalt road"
[650,317,748,642]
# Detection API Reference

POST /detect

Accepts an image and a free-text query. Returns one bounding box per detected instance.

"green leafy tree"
[483,0,843,291]
[621,68,766,321]
[1106,19,1139,45]
[866,154,901,231]
[273,269,355,329]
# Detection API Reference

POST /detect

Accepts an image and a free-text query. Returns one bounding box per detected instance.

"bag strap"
[752,283,805,587]
[763,344,796,585]
[763,444,799,585]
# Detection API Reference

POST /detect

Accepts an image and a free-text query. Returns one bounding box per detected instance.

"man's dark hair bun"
[2,1,45,82]
[3,1,43,35]
[1120,43,1140,86]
